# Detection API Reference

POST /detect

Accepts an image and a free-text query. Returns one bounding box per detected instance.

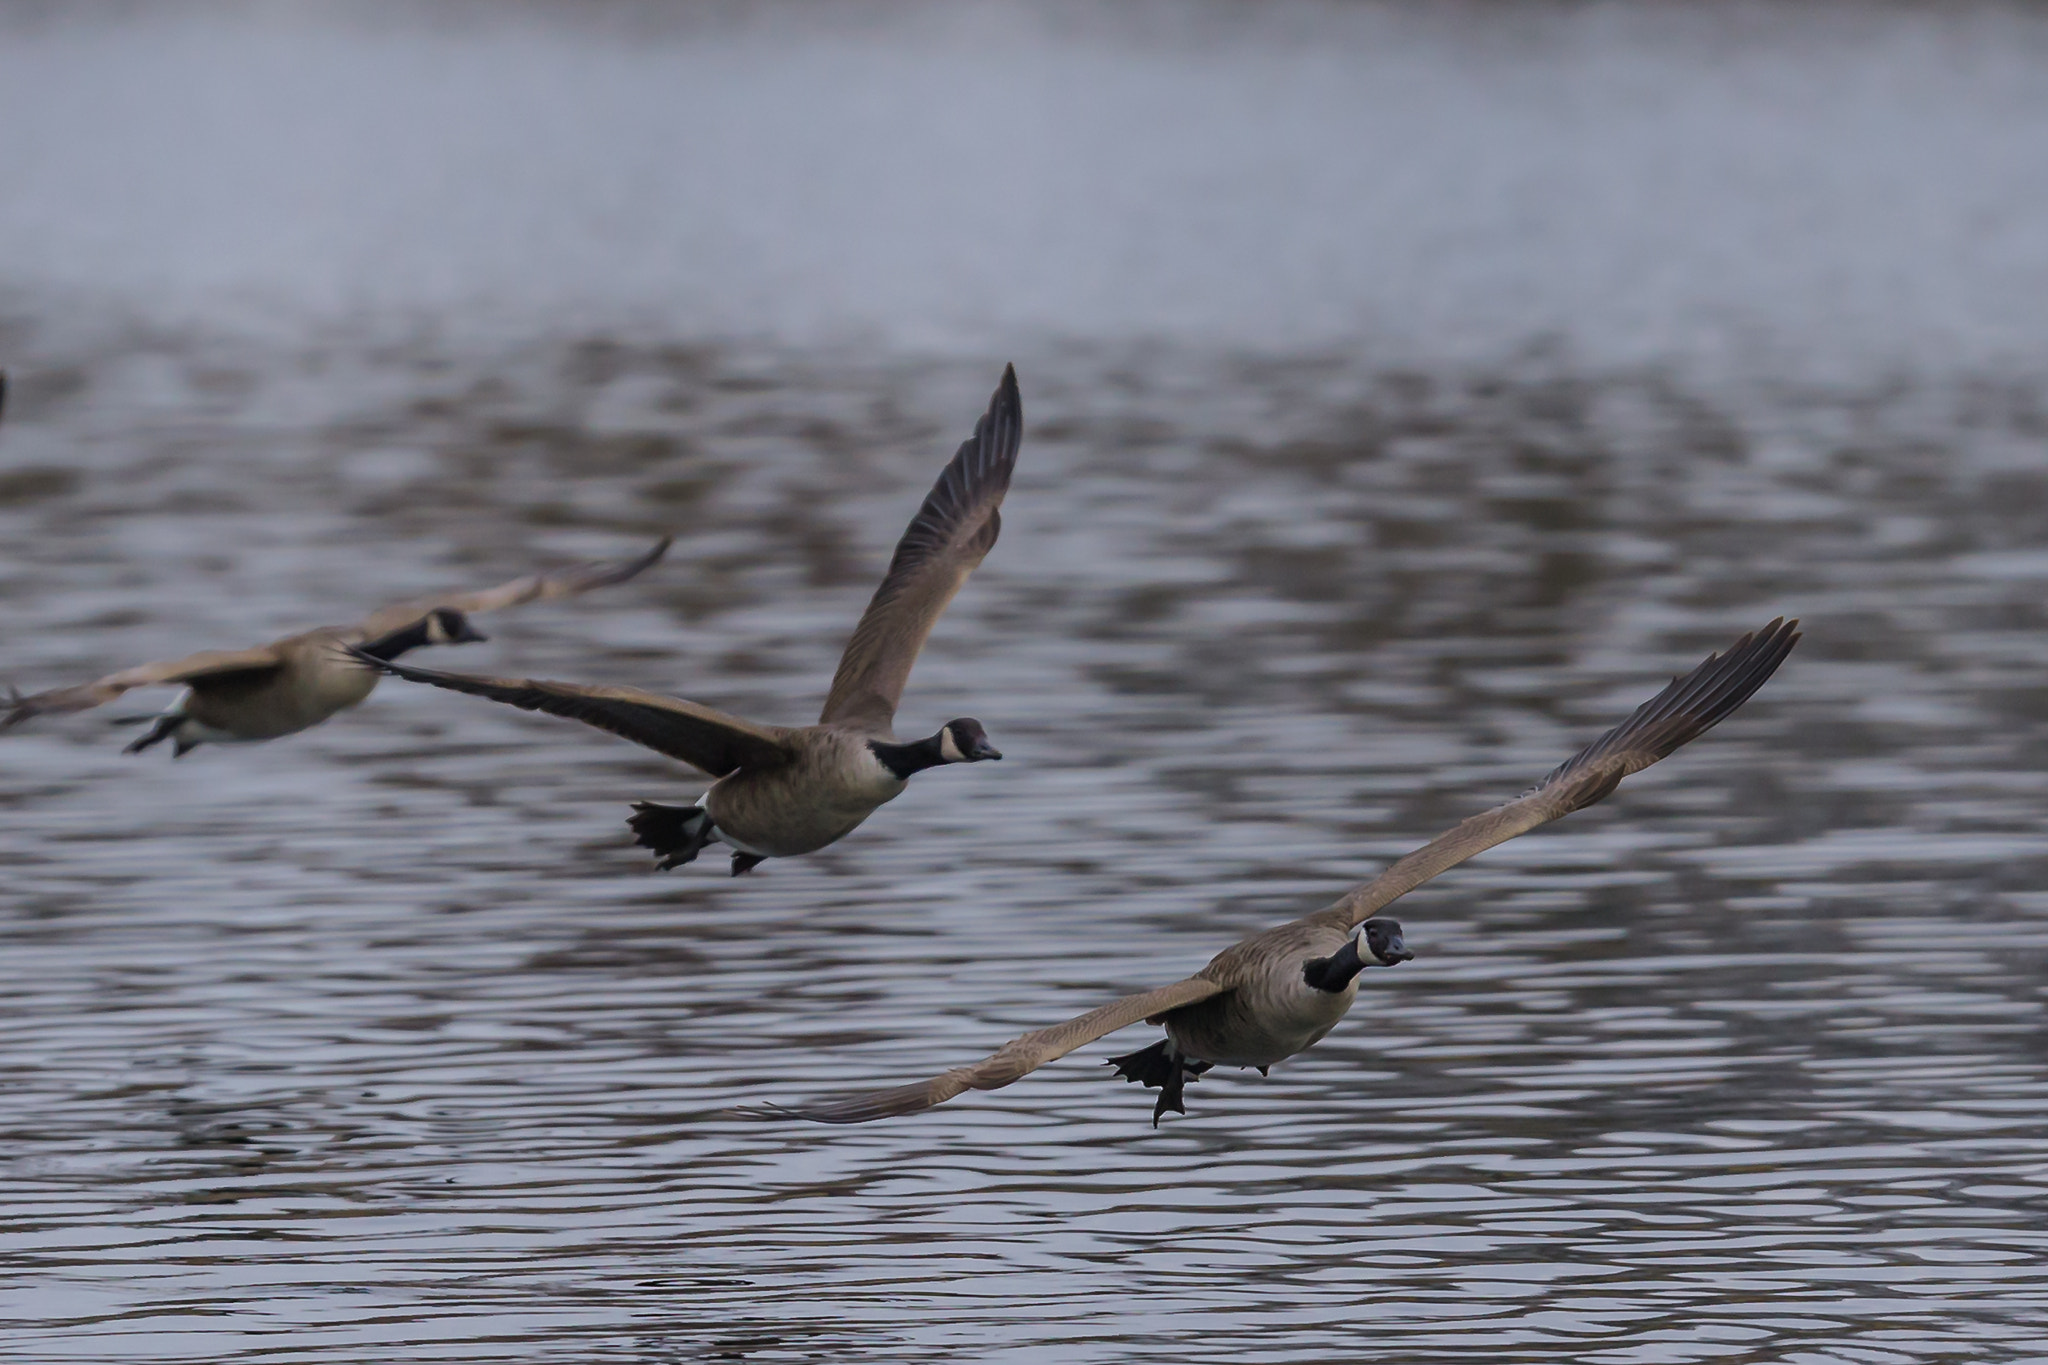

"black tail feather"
[628,801,716,871]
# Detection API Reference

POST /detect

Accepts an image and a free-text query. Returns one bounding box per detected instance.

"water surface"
[5,3,2048,1362]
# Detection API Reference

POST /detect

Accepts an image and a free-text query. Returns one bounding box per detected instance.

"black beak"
[973,743,1002,761]
[1364,919,1413,965]
[455,625,489,645]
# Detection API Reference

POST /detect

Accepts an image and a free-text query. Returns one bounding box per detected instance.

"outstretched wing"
[819,366,1022,734]
[348,650,790,777]
[1309,618,1800,932]
[2,643,287,728]
[755,976,1227,1124]
[354,536,672,638]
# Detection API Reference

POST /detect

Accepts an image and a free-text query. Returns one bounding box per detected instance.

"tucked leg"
[123,715,184,756]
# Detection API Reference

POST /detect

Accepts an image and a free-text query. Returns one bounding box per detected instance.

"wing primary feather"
[343,645,789,775]
[355,536,673,637]
[1536,617,1799,794]
[818,365,1023,731]
[1317,618,1798,930]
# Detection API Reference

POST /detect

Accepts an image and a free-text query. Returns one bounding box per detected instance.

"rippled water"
[8,3,2048,1363]
[6,335,2048,1361]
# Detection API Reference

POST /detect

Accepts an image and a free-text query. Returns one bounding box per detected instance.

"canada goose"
[2,537,671,755]
[350,365,1022,876]
[754,618,1799,1125]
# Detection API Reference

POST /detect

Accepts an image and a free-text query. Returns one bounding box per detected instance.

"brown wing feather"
[355,536,671,638]
[2,643,287,728]
[347,649,789,776]
[1309,618,1800,931]
[754,976,1227,1124]
[819,366,1022,733]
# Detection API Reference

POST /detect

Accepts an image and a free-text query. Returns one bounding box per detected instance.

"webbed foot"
[1107,1039,1209,1126]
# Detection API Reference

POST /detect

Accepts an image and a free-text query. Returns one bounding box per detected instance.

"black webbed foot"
[730,852,766,877]
[1107,1039,1207,1127]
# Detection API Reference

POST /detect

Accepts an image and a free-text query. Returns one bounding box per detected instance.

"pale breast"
[184,635,378,739]
[705,728,906,857]
[1165,921,1360,1069]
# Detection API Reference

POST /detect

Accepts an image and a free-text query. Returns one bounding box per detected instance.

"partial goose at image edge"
[738,617,1801,1126]
[0,535,673,753]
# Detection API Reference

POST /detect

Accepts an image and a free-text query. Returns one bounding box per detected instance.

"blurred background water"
[5,2,2048,1361]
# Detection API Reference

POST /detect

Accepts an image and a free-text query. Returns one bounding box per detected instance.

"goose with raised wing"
[756,619,1799,1124]
[2,538,671,756]
[351,365,1023,876]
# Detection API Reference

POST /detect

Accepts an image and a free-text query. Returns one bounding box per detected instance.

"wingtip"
[723,1103,796,1122]
[617,534,673,576]
[1741,615,1802,666]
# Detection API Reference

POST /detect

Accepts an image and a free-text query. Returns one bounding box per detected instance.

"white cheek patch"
[938,729,967,763]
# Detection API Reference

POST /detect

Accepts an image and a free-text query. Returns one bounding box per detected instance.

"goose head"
[937,718,1002,763]
[1359,917,1413,966]
[425,608,489,646]
[1303,917,1412,993]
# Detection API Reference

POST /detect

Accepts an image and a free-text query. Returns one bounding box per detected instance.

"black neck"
[1302,939,1366,994]
[869,734,948,781]
[356,617,437,662]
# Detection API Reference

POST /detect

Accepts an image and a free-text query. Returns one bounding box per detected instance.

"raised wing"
[348,650,790,777]
[355,536,672,639]
[756,976,1226,1124]
[819,366,1022,733]
[2,643,287,729]
[1309,618,1800,932]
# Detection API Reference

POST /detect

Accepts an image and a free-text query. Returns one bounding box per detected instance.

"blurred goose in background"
[756,618,1800,1125]
[2,538,670,756]
[352,364,1022,877]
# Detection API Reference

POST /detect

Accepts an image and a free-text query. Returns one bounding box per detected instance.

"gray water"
[5,4,2048,1363]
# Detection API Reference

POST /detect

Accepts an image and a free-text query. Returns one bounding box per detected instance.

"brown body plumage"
[702,727,909,858]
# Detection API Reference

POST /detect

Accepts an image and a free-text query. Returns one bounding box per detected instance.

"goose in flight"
[2,538,671,755]
[352,365,1022,876]
[756,618,1799,1124]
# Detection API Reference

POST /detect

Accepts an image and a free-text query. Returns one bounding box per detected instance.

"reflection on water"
[4,331,2048,1361]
